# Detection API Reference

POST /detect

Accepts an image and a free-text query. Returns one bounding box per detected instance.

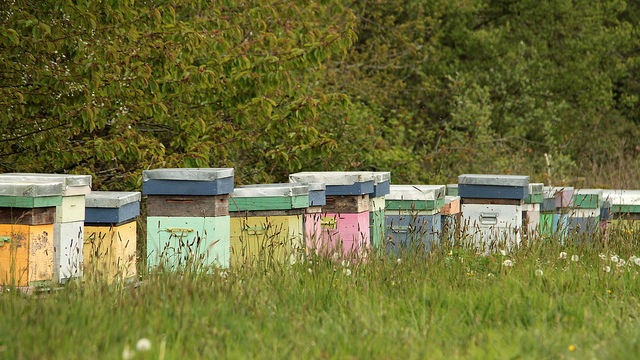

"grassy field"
[2,228,640,359]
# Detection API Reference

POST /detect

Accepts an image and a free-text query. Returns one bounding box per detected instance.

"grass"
[2,228,640,359]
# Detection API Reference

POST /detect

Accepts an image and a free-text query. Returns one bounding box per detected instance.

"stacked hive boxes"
[602,190,640,232]
[290,172,373,258]
[459,174,529,249]
[569,189,603,235]
[547,187,574,242]
[0,174,91,283]
[369,172,391,249]
[540,189,555,238]
[303,183,326,254]
[0,180,62,287]
[385,185,445,254]
[84,191,141,282]
[441,195,461,243]
[522,183,544,240]
[229,184,308,266]
[143,168,233,270]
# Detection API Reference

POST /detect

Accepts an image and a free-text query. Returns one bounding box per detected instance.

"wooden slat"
[147,195,229,217]
[0,207,56,225]
[322,195,369,213]
[461,198,523,206]
[230,209,305,218]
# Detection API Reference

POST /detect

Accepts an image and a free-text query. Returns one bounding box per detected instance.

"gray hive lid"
[233,183,309,198]
[387,185,446,201]
[548,186,575,196]
[602,190,640,205]
[372,172,391,184]
[306,182,326,191]
[85,191,141,208]
[445,195,460,204]
[0,180,64,197]
[574,189,603,197]
[458,174,529,187]
[289,172,375,186]
[142,168,234,181]
[529,183,544,194]
[2,173,91,189]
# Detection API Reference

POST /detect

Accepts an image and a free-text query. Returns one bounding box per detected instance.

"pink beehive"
[320,212,370,258]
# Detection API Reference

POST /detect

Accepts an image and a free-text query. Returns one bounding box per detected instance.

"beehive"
[385,185,445,255]
[0,180,62,287]
[144,168,233,270]
[229,184,308,267]
[84,191,140,282]
[369,172,391,250]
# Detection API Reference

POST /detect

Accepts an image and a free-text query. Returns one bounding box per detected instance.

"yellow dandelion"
[568,345,576,351]
[607,289,612,293]
[391,281,395,286]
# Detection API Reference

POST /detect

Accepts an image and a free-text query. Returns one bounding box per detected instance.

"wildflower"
[611,255,619,263]
[289,256,297,266]
[467,272,473,276]
[603,266,611,273]
[219,271,228,279]
[343,268,352,276]
[136,338,152,352]
[571,255,579,262]
[391,281,396,286]
[487,273,495,278]
[599,254,607,260]
[332,253,340,260]
[500,250,506,256]
[607,289,612,293]
[503,260,513,267]
[559,252,567,259]
[307,268,312,274]
[535,269,543,276]
[448,252,453,256]
[122,344,135,360]
[635,258,640,266]
[341,260,350,267]
[568,345,576,351]
[617,259,626,267]
[397,258,402,264]
[460,258,464,263]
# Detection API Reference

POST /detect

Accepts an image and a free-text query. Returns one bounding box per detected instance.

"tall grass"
[2,228,640,359]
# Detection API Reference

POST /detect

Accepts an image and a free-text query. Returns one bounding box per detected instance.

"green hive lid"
[142,168,234,181]
[289,172,375,186]
[85,191,141,208]
[446,184,458,196]
[529,183,544,194]
[458,174,529,187]
[372,172,390,184]
[0,180,64,197]
[387,185,446,201]
[1,173,91,194]
[233,183,309,198]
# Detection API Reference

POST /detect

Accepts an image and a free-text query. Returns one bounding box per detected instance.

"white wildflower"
[307,268,313,274]
[571,255,579,262]
[535,269,544,276]
[332,252,340,260]
[500,250,507,256]
[122,344,135,360]
[219,271,228,279]
[341,260,350,267]
[617,259,626,267]
[634,258,640,266]
[603,266,611,273]
[503,260,513,267]
[599,254,607,260]
[559,252,567,259]
[397,258,402,264]
[611,255,619,263]
[343,268,352,276]
[136,338,152,352]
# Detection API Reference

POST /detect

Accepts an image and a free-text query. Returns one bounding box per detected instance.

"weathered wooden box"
[458,174,530,200]
[602,190,640,232]
[0,180,63,287]
[523,183,544,239]
[386,210,441,256]
[230,210,304,267]
[289,172,375,196]
[441,196,461,244]
[142,168,234,196]
[84,191,140,282]
[146,216,231,269]
[568,189,602,236]
[446,184,458,196]
[229,184,308,266]
[317,212,370,258]
[460,202,523,250]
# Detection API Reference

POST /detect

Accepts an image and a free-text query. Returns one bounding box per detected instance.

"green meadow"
[2,228,640,359]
